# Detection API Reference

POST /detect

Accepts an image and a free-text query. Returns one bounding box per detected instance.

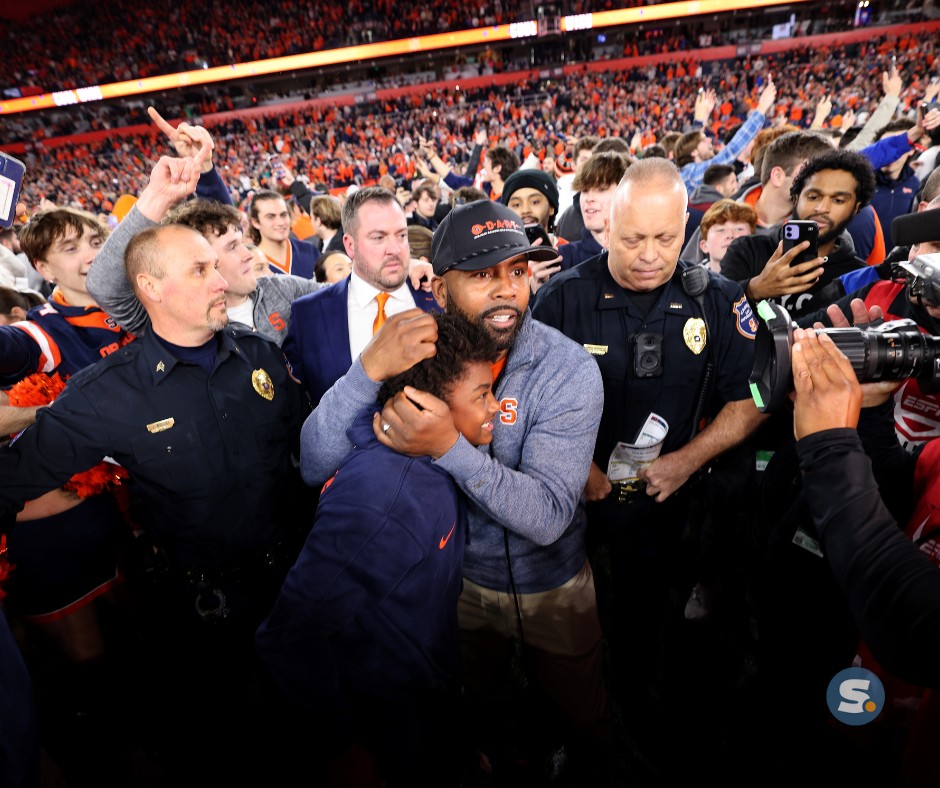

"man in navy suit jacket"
[283,187,440,405]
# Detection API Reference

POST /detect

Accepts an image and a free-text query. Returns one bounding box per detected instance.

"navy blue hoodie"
[256,407,465,743]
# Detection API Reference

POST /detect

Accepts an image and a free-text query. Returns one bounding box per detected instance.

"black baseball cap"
[893,208,940,247]
[500,169,560,212]
[431,200,558,276]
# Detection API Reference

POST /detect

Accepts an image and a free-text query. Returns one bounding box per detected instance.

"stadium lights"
[0,0,816,117]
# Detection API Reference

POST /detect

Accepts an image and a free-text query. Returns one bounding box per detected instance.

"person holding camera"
[791,323,940,784]
[501,168,561,245]
[797,203,940,450]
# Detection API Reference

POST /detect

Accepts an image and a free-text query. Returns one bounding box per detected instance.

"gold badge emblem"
[583,344,609,356]
[252,369,275,401]
[683,318,707,355]
[147,417,175,434]
[156,361,165,372]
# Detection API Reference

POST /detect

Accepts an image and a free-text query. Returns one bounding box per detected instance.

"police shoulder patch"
[732,296,758,340]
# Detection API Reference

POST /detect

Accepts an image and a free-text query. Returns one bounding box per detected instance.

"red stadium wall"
[0,0,71,21]
[3,18,938,157]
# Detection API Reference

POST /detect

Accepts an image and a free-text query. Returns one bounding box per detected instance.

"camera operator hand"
[823,297,883,329]
[791,327,862,440]
[816,299,900,407]
[745,240,824,301]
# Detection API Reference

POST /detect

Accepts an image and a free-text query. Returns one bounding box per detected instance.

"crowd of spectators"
[8,29,937,215]
[0,25,704,146]
[3,0,661,92]
[5,3,940,785]
[2,0,908,94]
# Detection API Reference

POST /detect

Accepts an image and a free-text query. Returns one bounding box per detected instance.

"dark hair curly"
[790,149,876,208]
[378,312,499,406]
[164,199,242,240]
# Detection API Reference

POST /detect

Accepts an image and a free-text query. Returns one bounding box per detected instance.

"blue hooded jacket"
[256,407,465,741]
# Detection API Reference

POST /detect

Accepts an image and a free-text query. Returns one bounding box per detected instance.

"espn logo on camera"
[825,668,885,726]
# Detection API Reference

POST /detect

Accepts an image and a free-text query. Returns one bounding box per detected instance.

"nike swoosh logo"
[439,523,456,550]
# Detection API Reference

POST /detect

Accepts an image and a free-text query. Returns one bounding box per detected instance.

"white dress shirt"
[346,271,416,361]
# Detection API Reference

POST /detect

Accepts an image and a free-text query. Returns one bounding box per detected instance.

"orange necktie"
[373,292,391,335]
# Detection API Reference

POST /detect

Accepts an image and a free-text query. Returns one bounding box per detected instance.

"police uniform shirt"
[533,252,757,468]
[0,325,304,571]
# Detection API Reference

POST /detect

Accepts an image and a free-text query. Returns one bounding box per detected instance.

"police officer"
[532,158,764,735]
[0,222,307,784]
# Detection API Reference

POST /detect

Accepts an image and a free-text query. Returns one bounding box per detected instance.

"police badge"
[683,318,707,355]
[252,369,275,400]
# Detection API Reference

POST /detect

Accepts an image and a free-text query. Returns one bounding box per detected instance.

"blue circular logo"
[826,667,885,726]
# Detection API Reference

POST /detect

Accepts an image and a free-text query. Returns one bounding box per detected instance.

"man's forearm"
[848,95,900,151]
[673,397,766,473]
[0,405,41,436]
[299,358,382,485]
[428,154,451,179]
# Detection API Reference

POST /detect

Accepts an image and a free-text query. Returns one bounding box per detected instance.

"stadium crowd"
[4,28,936,218]
[5,5,940,788]
[4,0,662,92]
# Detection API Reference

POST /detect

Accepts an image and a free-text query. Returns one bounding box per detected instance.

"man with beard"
[720,148,876,320]
[298,201,615,780]
[0,221,307,784]
[283,186,439,405]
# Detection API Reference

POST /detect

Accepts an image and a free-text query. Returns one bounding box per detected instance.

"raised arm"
[847,66,902,151]
[87,146,211,334]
